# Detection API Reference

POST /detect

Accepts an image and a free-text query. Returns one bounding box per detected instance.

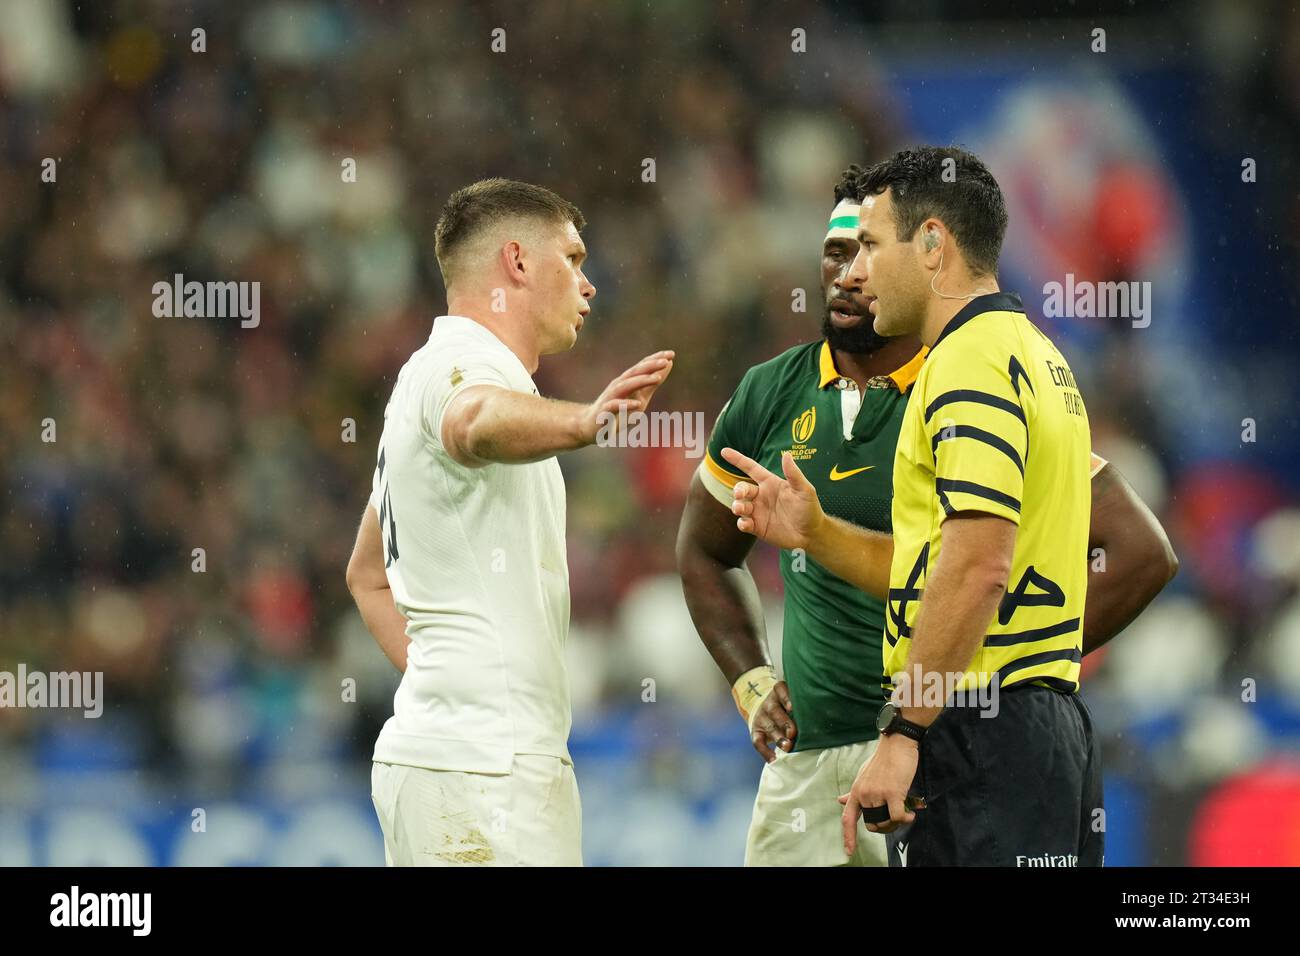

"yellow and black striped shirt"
[884,293,1091,694]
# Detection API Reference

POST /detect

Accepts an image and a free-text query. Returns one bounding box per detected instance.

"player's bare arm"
[346,504,411,673]
[1083,461,1178,653]
[676,473,795,761]
[724,447,1177,655]
[839,512,1016,850]
[441,351,674,467]
[721,447,894,599]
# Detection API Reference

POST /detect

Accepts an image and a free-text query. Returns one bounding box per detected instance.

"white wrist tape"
[732,665,778,731]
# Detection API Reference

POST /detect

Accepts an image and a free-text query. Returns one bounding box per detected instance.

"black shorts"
[886,683,1104,867]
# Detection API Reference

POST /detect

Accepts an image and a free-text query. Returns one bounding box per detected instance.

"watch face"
[876,702,897,733]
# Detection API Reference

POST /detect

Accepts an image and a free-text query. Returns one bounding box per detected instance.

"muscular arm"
[839,512,1016,845]
[898,513,1016,727]
[675,473,768,683]
[1083,461,1179,653]
[726,449,1177,655]
[346,504,410,673]
[442,351,673,467]
[442,385,589,466]
[805,516,894,601]
[679,472,801,760]
[722,447,894,599]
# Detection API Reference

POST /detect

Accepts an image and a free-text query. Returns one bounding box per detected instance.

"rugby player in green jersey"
[676,161,1177,867]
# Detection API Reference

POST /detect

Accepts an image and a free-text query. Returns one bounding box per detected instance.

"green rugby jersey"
[701,340,926,751]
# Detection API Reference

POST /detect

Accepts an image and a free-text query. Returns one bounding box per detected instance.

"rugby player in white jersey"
[346,178,673,866]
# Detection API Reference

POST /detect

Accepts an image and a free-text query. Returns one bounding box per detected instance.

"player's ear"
[500,239,528,285]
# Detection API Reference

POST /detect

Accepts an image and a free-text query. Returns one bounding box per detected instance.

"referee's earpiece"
[929,228,994,301]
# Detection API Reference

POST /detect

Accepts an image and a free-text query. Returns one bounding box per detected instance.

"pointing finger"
[720,447,773,482]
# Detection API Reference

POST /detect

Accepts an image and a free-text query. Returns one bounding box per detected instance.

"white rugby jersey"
[369,315,572,774]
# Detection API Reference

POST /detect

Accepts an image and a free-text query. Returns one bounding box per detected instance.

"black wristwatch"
[875,702,928,743]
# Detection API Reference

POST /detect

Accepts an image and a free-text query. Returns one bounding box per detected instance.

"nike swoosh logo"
[829,464,874,481]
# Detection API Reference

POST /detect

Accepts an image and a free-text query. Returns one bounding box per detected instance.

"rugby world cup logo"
[791,407,816,445]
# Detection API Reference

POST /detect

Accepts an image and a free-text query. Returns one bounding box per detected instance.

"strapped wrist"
[731,665,778,731]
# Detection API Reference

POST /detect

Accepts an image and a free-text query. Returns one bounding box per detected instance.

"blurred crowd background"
[2,0,1300,865]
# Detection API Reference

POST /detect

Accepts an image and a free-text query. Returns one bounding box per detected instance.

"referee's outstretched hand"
[721,448,824,553]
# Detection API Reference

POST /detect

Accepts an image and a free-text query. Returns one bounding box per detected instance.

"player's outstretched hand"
[750,680,798,763]
[582,350,675,444]
[721,448,825,552]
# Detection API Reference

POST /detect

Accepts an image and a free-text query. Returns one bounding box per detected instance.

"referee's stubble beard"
[848,190,931,340]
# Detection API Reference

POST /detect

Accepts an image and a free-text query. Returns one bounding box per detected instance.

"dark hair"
[833,163,871,205]
[434,178,585,284]
[859,146,1007,276]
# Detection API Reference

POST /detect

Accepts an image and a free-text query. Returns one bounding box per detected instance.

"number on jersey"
[377,446,399,567]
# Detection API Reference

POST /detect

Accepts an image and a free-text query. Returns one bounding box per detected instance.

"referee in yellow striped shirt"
[724,145,1127,866]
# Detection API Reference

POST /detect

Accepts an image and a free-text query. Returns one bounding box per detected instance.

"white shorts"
[371,755,582,866]
[744,738,888,867]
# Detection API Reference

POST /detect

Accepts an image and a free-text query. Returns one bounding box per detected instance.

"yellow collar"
[818,341,928,392]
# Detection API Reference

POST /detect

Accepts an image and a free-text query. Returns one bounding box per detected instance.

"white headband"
[826,199,861,240]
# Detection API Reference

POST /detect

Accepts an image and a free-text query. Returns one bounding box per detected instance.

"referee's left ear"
[915,220,946,265]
